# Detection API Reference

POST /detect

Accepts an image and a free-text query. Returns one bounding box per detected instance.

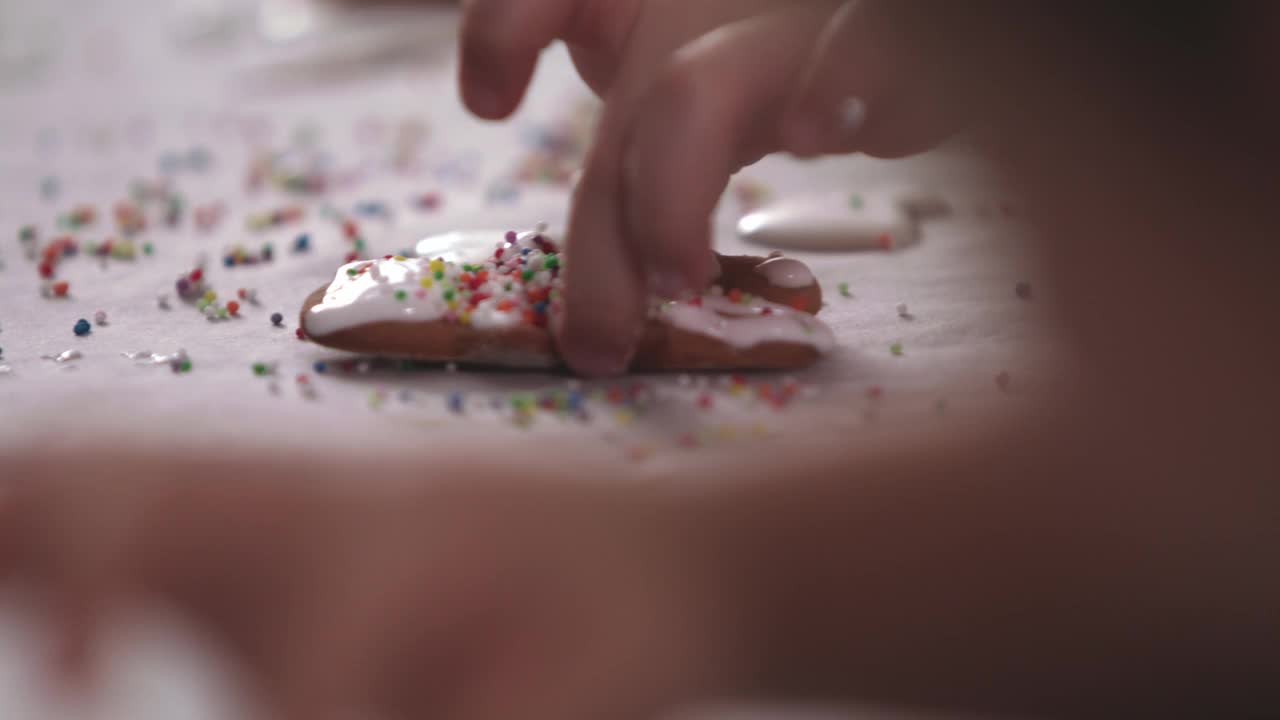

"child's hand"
[0,452,750,720]
[459,0,961,374]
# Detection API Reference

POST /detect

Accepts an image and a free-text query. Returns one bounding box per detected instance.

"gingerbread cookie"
[299,229,833,370]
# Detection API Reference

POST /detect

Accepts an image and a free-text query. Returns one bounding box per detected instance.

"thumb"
[781,0,963,159]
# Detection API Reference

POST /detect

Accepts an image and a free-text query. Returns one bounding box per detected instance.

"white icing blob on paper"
[737,190,925,251]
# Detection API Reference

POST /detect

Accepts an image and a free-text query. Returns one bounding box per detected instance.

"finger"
[555,137,650,376]
[621,6,839,296]
[49,575,112,691]
[458,0,642,119]
[1,476,143,689]
[780,0,963,159]
[271,558,379,720]
[0,485,17,583]
[0,451,48,584]
[554,0,825,375]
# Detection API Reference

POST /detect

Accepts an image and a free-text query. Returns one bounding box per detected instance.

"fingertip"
[52,615,97,692]
[781,95,867,158]
[551,273,640,378]
[779,110,828,159]
[44,585,112,701]
[461,81,511,121]
[458,56,534,121]
[555,316,635,378]
[564,345,632,378]
[780,0,876,158]
[782,0,961,160]
[457,0,546,121]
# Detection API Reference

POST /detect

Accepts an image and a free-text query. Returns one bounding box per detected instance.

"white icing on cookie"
[657,294,834,353]
[737,190,920,251]
[753,256,814,288]
[306,229,560,337]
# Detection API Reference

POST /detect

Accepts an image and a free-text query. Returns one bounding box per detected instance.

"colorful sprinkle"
[890,342,904,357]
[355,201,390,218]
[40,176,60,200]
[414,192,442,211]
[73,319,91,336]
[837,282,852,298]
[270,312,284,326]
[732,177,771,211]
